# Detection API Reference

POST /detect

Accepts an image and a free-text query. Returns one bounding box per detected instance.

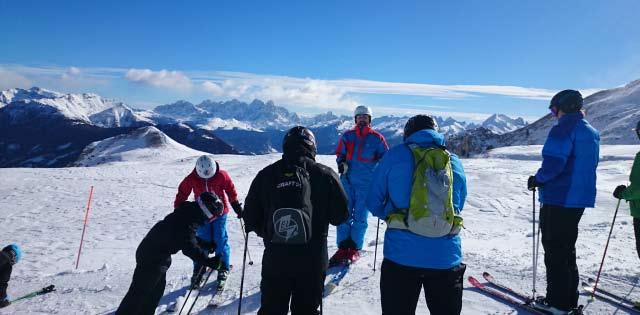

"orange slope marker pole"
[75,186,94,269]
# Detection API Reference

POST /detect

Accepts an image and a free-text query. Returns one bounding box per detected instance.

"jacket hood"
[404,129,445,147]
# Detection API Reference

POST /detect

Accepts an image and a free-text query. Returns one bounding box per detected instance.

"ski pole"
[178,265,205,315]
[531,187,537,300]
[238,219,254,265]
[76,185,94,269]
[591,198,622,301]
[185,267,216,315]
[373,218,380,272]
[238,231,249,315]
[11,285,55,303]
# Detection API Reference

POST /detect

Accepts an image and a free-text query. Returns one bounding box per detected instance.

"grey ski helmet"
[549,90,583,114]
[354,105,372,124]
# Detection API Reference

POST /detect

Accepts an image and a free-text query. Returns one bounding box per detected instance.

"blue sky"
[1,0,639,122]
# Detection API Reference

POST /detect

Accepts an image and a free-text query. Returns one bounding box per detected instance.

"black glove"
[231,201,243,218]
[204,256,222,270]
[527,176,542,191]
[338,162,348,174]
[613,185,627,199]
[196,237,217,254]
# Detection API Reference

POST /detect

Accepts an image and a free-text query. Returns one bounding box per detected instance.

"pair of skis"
[581,277,640,313]
[469,272,583,315]
[468,272,549,315]
[167,273,228,313]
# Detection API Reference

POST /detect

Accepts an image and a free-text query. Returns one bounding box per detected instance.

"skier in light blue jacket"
[367,115,467,315]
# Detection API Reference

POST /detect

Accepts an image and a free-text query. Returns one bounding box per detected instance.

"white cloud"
[125,68,192,91]
[0,64,610,115]
[201,81,224,96]
[61,66,81,80]
[0,67,32,90]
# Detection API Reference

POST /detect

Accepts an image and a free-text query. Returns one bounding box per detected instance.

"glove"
[338,162,348,174]
[196,237,217,254]
[613,185,627,199]
[231,201,243,218]
[527,176,542,191]
[204,256,222,270]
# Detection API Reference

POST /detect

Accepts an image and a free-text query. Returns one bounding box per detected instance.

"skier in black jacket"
[0,244,21,308]
[116,192,224,315]
[243,126,349,315]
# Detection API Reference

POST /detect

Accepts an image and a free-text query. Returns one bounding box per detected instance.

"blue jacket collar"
[404,129,445,147]
[559,111,584,123]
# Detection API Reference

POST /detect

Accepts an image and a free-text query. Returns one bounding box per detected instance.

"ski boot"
[216,269,229,290]
[329,248,350,267]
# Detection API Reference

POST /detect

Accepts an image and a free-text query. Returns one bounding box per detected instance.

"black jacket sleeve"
[0,252,10,269]
[243,169,267,238]
[181,222,209,263]
[326,168,349,226]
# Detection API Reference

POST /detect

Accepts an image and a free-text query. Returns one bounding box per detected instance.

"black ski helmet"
[403,115,438,140]
[283,126,317,158]
[549,90,583,114]
[198,191,224,220]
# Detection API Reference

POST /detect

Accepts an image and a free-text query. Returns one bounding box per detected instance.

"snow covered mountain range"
[2,77,638,167]
[0,86,528,167]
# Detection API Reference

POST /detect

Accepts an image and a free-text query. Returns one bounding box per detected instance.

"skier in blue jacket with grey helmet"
[367,115,467,315]
[527,89,599,314]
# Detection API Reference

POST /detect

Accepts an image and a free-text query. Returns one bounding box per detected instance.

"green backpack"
[386,144,463,238]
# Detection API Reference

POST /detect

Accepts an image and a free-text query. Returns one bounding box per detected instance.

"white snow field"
[1,145,640,314]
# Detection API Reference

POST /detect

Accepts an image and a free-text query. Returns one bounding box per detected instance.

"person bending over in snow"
[174,155,243,288]
[0,244,21,308]
[613,120,640,260]
[116,192,224,315]
[527,90,600,313]
[367,115,467,315]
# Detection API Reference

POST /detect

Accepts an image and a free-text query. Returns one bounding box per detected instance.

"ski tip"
[482,271,493,281]
[467,276,483,288]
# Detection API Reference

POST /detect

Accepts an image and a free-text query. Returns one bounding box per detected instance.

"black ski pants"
[0,263,11,301]
[539,204,584,311]
[116,264,167,315]
[258,266,325,315]
[380,258,466,315]
[635,218,640,261]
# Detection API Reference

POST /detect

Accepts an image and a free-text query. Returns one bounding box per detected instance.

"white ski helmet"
[354,105,372,118]
[195,155,217,179]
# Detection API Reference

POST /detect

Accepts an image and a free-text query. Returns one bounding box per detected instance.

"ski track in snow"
[1,147,639,314]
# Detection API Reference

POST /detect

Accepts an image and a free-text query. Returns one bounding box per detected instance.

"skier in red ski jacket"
[174,155,243,288]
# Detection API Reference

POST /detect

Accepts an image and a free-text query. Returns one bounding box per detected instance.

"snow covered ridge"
[73,126,204,166]
[449,79,640,156]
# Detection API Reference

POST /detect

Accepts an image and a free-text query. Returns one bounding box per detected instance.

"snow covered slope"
[74,126,204,166]
[89,103,155,128]
[1,145,639,314]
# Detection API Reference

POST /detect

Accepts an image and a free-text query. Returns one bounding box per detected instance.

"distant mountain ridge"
[448,79,640,156]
